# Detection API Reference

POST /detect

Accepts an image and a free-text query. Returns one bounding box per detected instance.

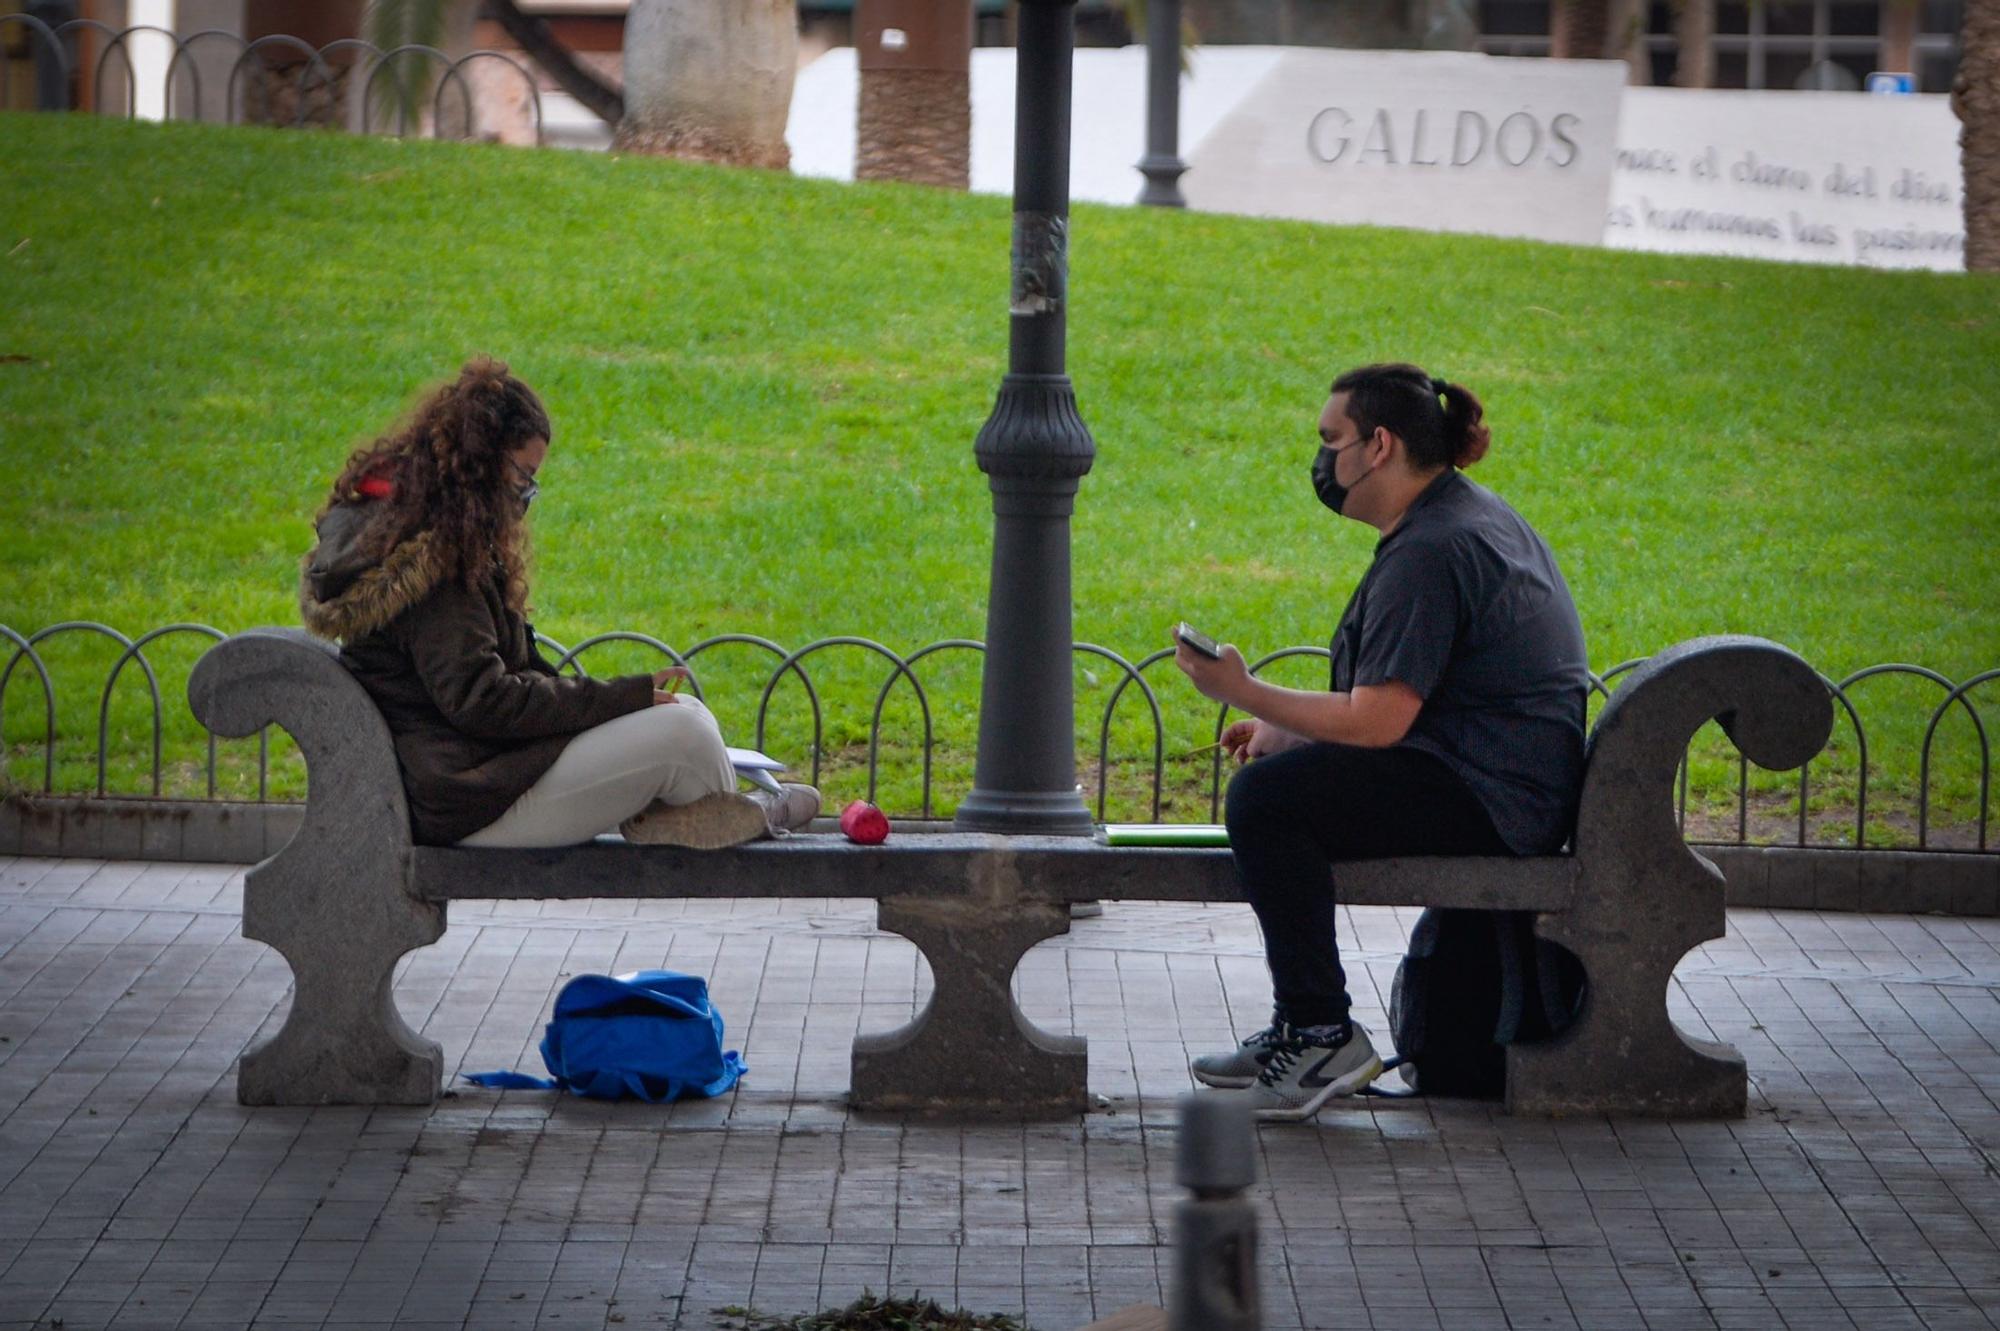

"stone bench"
[188,629,1832,1118]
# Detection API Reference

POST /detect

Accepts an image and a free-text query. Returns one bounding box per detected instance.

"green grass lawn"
[2,112,1996,842]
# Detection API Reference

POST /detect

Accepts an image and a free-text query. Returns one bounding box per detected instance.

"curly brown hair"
[326,357,551,611]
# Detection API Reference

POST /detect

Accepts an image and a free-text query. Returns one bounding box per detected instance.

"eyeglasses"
[506,457,540,507]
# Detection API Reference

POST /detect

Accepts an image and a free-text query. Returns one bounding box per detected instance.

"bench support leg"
[238,854,445,1106]
[853,893,1085,1115]
[1505,916,1745,1118]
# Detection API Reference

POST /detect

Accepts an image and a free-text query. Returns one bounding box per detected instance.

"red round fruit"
[839,800,890,845]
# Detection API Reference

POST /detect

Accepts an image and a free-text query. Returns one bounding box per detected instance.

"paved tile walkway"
[2,855,1998,1330]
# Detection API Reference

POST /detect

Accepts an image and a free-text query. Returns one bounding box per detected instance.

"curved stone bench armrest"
[1576,634,1834,870]
[188,628,442,1106]
[188,626,414,850]
[1510,635,1833,1117]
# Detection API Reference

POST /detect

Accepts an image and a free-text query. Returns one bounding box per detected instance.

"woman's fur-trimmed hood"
[299,507,447,642]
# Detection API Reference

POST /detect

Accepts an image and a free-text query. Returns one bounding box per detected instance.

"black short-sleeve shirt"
[1328,470,1588,854]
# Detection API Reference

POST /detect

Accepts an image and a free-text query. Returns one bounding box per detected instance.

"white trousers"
[458,697,738,848]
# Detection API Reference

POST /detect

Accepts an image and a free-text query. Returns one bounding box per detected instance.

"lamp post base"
[1137,153,1188,208]
[953,787,1097,836]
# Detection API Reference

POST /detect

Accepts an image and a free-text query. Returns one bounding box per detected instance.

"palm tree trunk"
[1608,0,1650,81]
[615,0,796,169]
[1957,0,1999,270]
[855,0,972,188]
[857,70,971,187]
[1673,0,1715,87]
[1550,0,1611,58]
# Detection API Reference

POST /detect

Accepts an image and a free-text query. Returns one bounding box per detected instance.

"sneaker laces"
[1254,1022,1351,1087]
[1256,1037,1305,1087]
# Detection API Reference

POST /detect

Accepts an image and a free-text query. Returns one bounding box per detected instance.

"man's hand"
[1219,718,1258,761]
[1245,721,1309,760]
[1174,628,1424,750]
[1220,718,1308,762]
[1174,638,1250,707]
[652,665,691,705]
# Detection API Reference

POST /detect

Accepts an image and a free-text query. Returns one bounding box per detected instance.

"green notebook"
[1100,824,1231,847]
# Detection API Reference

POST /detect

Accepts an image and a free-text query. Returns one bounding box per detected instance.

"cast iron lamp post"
[954,0,1097,835]
[1137,0,1188,207]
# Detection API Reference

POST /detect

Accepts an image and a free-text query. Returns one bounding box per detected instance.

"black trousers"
[1223,742,1509,1028]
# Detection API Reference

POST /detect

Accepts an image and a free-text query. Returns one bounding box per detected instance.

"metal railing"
[0,17,545,144]
[1,620,1992,851]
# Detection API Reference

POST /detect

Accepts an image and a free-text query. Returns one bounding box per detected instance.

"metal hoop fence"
[1,620,1993,851]
[0,19,544,145]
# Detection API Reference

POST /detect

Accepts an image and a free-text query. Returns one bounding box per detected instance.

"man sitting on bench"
[1173,362,1589,1120]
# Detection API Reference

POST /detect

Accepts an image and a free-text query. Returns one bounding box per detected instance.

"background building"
[1,0,1967,116]
[1480,0,1963,91]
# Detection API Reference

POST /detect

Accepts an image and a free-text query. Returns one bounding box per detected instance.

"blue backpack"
[464,970,747,1102]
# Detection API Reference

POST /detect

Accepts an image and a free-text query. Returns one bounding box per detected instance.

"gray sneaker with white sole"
[1210,1022,1383,1120]
[1189,1024,1289,1089]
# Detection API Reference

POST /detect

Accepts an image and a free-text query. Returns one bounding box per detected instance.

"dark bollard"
[1136,0,1187,206]
[1169,1093,1260,1331]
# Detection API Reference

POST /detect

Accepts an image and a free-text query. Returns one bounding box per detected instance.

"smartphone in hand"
[1175,622,1224,660]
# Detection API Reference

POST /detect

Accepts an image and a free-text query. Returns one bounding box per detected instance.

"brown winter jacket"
[299,505,652,845]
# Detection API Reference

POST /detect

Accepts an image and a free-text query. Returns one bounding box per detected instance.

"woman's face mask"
[505,453,542,512]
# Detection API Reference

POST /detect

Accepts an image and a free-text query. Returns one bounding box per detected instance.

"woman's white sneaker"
[619,792,770,849]
[751,782,822,835]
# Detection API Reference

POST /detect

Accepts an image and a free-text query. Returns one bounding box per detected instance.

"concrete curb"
[2,795,304,865]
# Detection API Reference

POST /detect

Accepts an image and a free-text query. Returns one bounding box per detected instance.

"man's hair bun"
[1330,363,1492,470]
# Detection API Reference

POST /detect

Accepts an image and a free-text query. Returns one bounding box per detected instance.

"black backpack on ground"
[1384,907,1587,1099]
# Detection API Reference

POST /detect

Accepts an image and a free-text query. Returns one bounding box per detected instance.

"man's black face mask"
[1311,436,1369,515]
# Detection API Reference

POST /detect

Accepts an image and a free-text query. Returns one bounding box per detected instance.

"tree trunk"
[1673,0,1715,87]
[244,0,363,128]
[855,0,971,189]
[615,0,796,169]
[1607,0,1650,81]
[857,70,971,187]
[1550,0,1610,58]
[1956,0,1999,271]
